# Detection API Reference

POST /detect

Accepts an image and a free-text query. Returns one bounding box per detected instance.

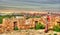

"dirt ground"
[0,29,60,35]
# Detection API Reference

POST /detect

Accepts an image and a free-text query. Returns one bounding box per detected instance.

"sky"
[0,0,60,12]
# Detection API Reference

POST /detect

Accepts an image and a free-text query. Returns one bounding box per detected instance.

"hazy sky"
[0,0,60,11]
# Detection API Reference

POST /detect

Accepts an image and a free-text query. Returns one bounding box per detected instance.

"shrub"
[14,26,19,30]
[0,17,3,24]
[54,33,57,35]
[35,23,45,30]
[0,15,15,23]
[53,25,60,32]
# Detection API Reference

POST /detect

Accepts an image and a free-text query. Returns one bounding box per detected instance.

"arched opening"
[13,21,18,30]
[35,21,38,28]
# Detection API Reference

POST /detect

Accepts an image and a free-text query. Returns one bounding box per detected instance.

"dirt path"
[0,29,60,35]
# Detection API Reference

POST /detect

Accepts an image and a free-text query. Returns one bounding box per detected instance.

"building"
[0,12,60,33]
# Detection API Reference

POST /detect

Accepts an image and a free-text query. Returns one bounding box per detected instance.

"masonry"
[0,12,60,33]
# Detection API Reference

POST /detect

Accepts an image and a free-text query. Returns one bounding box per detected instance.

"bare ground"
[0,29,60,35]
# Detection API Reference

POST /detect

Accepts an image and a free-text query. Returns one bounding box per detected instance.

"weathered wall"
[0,15,60,33]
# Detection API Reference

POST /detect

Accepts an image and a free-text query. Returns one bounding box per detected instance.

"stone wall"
[0,24,5,33]
[0,15,60,33]
[2,18,14,32]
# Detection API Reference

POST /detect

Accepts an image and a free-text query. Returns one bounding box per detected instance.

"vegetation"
[34,16,40,18]
[0,15,15,24]
[53,25,60,32]
[26,17,30,19]
[54,33,57,35]
[0,16,3,24]
[49,34,51,35]
[26,16,41,19]
[14,26,19,30]
[35,23,45,30]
